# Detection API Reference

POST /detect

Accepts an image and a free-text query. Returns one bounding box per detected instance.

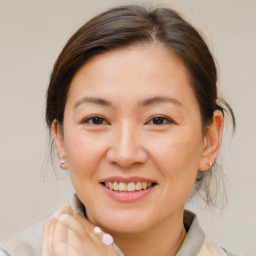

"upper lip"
[100,176,157,184]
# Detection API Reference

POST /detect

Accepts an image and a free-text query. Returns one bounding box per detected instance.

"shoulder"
[181,210,241,256]
[222,247,241,256]
[0,219,45,256]
[199,239,241,256]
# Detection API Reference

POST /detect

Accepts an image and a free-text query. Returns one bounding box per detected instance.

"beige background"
[0,0,255,255]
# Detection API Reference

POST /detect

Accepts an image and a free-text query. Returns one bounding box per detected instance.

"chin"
[105,221,150,234]
[96,211,154,234]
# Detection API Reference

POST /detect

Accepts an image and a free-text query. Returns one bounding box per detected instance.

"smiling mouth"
[101,181,157,192]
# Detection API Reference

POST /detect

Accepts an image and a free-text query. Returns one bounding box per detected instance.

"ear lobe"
[52,119,68,170]
[199,110,224,171]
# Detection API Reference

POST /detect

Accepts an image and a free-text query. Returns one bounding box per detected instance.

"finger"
[72,214,120,255]
[72,214,110,252]
[43,218,57,256]
[73,213,100,243]
[73,214,119,255]
[44,216,85,256]
[73,213,95,233]
[53,242,80,256]
[73,214,115,245]
[58,213,97,253]
[53,204,74,218]
[42,205,73,239]
[50,205,74,244]
[42,218,53,234]
[58,214,85,236]
[52,216,68,244]
[67,228,88,255]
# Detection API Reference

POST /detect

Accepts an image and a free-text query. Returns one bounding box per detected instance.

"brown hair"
[46,5,235,207]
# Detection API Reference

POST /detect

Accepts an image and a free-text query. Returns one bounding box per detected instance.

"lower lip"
[101,184,156,203]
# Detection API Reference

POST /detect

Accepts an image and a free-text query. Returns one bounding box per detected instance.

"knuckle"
[58,213,72,222]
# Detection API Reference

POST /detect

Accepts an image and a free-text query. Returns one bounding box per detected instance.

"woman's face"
[56,45,211,233]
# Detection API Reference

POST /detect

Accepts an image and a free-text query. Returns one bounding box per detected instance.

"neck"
[109,212,187,256]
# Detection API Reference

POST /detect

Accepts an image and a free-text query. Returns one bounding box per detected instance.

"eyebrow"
[139,96,183,107]
[74,97,113,109]
[73,96,183,110]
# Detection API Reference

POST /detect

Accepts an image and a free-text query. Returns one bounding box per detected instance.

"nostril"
[106,149,148,168]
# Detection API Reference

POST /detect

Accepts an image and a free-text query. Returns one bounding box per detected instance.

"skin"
[46,44,223,256]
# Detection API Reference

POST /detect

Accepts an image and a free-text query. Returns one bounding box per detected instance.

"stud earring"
[60,160,66,168]
[208,162,213,167]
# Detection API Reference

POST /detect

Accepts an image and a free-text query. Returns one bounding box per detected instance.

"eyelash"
[82,115,175,126]
[82,116,109,125]
[147,116,175,125]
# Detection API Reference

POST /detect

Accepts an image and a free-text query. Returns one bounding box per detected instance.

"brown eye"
[150,116,172,125]
[83,116,107,125]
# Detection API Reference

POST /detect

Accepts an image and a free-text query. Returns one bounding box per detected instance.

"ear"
[199,110,224,171]
[52,119,68,170]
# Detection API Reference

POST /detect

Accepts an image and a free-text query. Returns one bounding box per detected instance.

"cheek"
[64,132,108,205]
[64,131,106,178]
[152,130,202,168]
[149,129,202,191]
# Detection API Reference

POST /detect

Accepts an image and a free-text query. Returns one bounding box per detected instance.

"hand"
[43,205,120,256]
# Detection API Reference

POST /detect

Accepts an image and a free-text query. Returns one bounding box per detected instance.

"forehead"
[66,44,198,109]
[72,45,188,82]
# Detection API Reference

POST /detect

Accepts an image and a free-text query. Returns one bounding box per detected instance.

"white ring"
[93,226,102,234]
[102,233,114,245]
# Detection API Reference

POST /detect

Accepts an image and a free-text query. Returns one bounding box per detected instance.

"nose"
[106,121,147,168]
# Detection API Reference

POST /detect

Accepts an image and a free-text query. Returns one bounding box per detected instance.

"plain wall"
[0,0,255,255]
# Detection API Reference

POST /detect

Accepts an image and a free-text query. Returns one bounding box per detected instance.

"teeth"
[127,182,135,192]
[135,182,142,190]
[104,181,154,192]
[119,182,127,191]
[108,182,113,190]
[113,181,119,191]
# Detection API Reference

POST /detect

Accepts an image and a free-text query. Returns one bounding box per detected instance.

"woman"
[0,5,237,256]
